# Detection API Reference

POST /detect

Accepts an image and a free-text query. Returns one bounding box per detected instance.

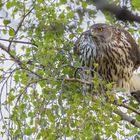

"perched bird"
[74,23,140,102]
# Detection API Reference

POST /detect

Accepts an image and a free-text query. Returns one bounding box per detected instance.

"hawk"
[74,23,140,101]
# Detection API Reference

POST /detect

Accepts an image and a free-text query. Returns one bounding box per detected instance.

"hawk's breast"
[74,31,97,67]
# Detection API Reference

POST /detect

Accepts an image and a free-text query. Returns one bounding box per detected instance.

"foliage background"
[0,0,140,139]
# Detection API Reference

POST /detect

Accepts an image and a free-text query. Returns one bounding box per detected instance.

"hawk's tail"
[129,74,140,103]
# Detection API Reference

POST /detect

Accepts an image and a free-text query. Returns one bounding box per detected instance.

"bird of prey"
[74,23,140,101]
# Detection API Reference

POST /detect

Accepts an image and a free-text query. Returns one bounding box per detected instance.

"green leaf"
[125,124,130,129]
[112,134,117,140]
[6,2,12,9]
[0,1,3,8]
[24,127,34,136]
[9,28,15,36]
[82,2,87,8]
[3,19,11,25]
[14,75,19,83]
[8,95,17,103]
[60,0,67,4]
[10,50,16,56]
[132,0,140,10]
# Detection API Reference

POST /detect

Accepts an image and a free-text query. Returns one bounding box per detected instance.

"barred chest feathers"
[78,31,97,67]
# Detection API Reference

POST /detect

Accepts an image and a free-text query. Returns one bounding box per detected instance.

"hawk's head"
[90,23,113,44]
[74,24,113,54]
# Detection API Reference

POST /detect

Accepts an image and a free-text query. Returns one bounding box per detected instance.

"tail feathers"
[129,74,140,91]
[129,74,140,103]
[116,74,140,103]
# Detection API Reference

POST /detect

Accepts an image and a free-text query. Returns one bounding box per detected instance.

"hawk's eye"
[97,27,103,32]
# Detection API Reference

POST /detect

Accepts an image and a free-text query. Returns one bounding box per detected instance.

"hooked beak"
[88,30,92,36]
[90,29,97,37]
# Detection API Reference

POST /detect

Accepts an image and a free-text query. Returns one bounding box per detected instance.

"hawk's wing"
[119,28,140,69]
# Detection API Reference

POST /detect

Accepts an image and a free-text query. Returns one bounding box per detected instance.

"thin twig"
[0,38,37,47]
[15,83,31,107]
[63,77,92,85]
[8,6,34,51]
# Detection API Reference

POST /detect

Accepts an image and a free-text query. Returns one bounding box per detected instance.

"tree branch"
[117,103,140,116]
[0,42,40,77]
[92,0,140,23]
[114,109,140,128]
